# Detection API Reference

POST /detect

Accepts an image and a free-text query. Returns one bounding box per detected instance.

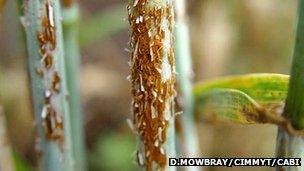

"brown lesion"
[51,71,61,93]
[243,105,304,136]
[128,0,176,170]
[36,1,64,144]
[42,104,64,140]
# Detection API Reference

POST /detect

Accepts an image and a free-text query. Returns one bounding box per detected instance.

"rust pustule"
[51,71,61,93]
[128,0,176,170]
[44,54,54,69]
[41,104,63,140]
[35,68,44,77]
[36,0,64,144]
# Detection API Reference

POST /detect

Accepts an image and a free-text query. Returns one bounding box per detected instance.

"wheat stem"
[23,0,74,170]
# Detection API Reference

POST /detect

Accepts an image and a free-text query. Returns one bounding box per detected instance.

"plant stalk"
[23,0,74,170]
[276,0,304,170]
[128,0,176,170]
[174,0,200,165]
[62,2,86,171]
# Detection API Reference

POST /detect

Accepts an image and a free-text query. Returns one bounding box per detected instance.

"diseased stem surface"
[0,106,15,171]
[62,3,86,171]
[23,0,74,170]
[276,0,304,170]
[127,0,176,170]
[174,1,200,170]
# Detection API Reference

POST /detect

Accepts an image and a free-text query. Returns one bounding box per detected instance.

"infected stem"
[127,0,176,170]
[23,0,74,170]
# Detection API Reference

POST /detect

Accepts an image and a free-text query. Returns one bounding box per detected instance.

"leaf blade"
[194,74,289,124]
[194,73,289,105]
[195,88,264,124]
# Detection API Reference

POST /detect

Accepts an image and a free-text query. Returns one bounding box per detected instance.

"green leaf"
[195,88,263,124]
[194,73,289,106]
[195,88,287,125]
[194,74,289,124]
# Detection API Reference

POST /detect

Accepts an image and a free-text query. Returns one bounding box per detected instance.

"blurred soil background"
[0,0,297,170]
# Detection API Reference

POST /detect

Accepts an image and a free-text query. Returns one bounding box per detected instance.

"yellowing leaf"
[196,89,258,123]
[194,73,289,106]
[194,74,289,124]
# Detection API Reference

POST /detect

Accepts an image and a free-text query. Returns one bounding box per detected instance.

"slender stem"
[23,0,74,170]
[174,0,200,166]
[284,0,304,130]
[0,106,15,171]
[128,0,176,170]
[276,0,304,170]
[62,3,86,171]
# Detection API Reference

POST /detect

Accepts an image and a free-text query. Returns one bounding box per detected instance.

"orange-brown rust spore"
[42,104,64,140]
[36,1,64,143]
[128,0,175,170]
[51,71,61,93]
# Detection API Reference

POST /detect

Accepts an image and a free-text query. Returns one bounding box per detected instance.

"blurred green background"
[0,0,297,170]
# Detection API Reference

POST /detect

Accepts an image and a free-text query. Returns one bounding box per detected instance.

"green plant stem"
[0,106,15,171]
[276,0,304,170]
[62,3,86,171]
[284,0,304,130]
[23,0,74,170]
[174,0,200,170]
